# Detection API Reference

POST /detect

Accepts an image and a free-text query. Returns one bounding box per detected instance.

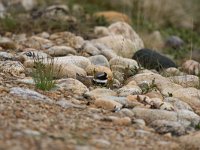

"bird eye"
[26,52,33,57]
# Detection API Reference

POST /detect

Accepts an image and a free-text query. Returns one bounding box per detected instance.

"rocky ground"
[0,0,200,150]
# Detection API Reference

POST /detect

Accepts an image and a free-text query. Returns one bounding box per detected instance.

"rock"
[117,85,142,97]
[172,88,200,115]
[110,57,138,71]
[133,119,146,128]
[84,88,117,100]
[17,77,35,85]
[0,52,14,60]
[182,60,200,75]
[94,26,110,38]
[119,108,134,117]
[169,75,199,88]
[81,42,101,56]
[56,99,85,109]
[133,48,177,71]
[23,129,41,136]
[94,11,131,24]
[112,117,132,126]
[93,43,117,60]
[164,97,193,111]
[108,21,144,49]
[56,78,89,96]
[179,132,200,149]
[46,46,76,56]
[91,139,110,148]
[94,98,122,110]
[50,32,84,49]
[150,120,186,136]
[164,67,182,76]
[25,36,54,49]
[145,90,163,100]
[21,0,37,11]
[0,37,16,49]
[177,109,200,127]
[10,87,53,103]
[0,61,25,77]
[132,107,200,127]
[191,49,200,62]
[88,55,109,67]
[92,35,138,58]
[133,72,182,96]
[12,33,27,43]
[165,36,184,49]
[19,51,91,69]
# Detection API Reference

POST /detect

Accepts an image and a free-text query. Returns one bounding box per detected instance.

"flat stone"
[10,87,53,103]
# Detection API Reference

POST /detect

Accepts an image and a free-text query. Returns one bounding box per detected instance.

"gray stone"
[89,55,109,67]
[150,120,186,135]
[169,75,199,88]
[164,97,193,111]
[82,42,101,56]
[172,88,200,114]
[92,35,138,58]
[10,87,53,103]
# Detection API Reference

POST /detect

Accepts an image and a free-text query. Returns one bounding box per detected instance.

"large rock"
[108,21,144,50]
[133,72,182,95]
[133,48,177,71]
[0,61,25,77]
[172,88,200,115]
[10,87,53,103]
[150,120,186,136]
[132,107,200,127]
[92,35,138,58]
[168,75,199,88]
